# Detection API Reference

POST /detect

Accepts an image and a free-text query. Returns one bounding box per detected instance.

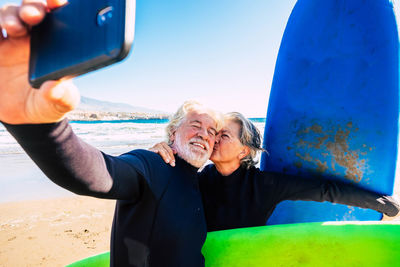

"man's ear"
[239,146,250,160]
[170,131,176,144]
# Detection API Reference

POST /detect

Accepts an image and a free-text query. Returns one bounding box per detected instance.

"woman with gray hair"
[151,112,399,232]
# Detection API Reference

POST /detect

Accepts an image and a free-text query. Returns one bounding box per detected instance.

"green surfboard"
[67,222,400,266]
[67,252,109,267]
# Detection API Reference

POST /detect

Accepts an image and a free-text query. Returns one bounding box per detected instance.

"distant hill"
[67,96,169,121]
[77,96,167,114]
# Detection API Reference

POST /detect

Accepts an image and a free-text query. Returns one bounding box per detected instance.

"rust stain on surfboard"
[325,129,364,182]
[294,122,368,183]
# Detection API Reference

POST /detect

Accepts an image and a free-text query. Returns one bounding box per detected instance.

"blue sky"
[2,0,297,116]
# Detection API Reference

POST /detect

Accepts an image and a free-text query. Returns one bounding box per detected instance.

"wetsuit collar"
[175,155,199,173]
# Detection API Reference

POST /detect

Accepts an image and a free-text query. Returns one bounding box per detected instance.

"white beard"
[173,133,210,168]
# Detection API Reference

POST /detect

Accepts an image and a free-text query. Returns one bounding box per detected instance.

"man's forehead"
[186,111,217,126]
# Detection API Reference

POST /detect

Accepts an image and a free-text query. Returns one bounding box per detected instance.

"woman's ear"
[239,146,250,160]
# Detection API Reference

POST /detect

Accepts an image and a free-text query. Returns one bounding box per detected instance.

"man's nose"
[197,128,209,140]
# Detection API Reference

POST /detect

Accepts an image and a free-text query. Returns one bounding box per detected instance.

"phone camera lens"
[97,6,114,26]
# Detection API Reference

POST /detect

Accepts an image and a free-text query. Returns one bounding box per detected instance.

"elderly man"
[0,1,222,266]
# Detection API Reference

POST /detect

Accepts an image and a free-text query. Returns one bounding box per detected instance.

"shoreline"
[66,110,170,122]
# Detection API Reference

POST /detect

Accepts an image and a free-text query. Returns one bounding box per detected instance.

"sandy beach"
[1,193,399,267]
[0,196,115,267]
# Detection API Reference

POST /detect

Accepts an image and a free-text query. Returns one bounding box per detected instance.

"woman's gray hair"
[166,100,223,145]
[225,112,264,168]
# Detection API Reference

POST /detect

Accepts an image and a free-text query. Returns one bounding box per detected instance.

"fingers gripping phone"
[29,0,135,88]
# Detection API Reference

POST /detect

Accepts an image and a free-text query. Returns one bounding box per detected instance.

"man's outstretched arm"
[4,119,145,200]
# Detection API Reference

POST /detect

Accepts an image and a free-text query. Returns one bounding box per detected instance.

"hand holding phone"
[0,0,80,125]
[29,0,135,88]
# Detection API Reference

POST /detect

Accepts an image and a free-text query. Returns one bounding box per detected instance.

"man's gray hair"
[224,112,264,168]
[166,100,223,145]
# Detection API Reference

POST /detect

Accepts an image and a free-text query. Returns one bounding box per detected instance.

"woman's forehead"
[221,120,241,134]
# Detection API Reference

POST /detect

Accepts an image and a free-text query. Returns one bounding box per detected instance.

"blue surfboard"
[261,0,399,224]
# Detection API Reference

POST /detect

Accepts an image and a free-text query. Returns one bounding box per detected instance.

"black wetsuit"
[199,164,399,232]
[4,120,206,267]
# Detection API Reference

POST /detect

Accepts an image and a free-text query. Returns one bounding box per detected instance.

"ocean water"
[0,119,265,203]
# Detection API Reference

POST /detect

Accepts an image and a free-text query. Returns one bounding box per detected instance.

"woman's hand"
[380,195,400,218]
[149,142,176,167]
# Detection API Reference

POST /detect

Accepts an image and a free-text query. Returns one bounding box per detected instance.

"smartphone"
[29,0,135,88]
